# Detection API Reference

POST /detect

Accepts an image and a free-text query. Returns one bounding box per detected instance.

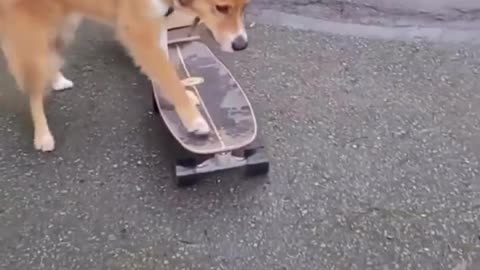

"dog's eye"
[215,5,230,14]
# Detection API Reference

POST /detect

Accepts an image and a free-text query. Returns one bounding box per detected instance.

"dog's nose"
[231,36,248,51]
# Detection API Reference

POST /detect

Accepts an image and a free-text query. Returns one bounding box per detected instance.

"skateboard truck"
[174,143,269,186]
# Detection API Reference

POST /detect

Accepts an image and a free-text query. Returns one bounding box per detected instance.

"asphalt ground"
[1,16,480,270]
[250,0,480,28]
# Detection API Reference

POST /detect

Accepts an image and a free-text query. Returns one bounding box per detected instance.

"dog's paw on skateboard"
[187,117,210,136]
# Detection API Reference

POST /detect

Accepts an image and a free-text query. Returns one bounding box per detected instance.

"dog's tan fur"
[0,0,249,151]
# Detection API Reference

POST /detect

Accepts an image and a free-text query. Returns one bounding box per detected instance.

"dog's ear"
[178,0,194,6]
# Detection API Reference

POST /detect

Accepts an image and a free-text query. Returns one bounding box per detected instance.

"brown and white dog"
[0,0,250,152]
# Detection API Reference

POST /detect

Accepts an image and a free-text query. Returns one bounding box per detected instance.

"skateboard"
[151,30,269,186]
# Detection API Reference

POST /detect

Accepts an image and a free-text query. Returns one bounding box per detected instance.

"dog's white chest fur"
[149,0,171,17]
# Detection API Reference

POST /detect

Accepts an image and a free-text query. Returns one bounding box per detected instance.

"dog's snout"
[231,36,248,51]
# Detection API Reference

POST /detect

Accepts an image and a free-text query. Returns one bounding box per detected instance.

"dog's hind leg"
[2,14,60,151]
[52,14,82,91]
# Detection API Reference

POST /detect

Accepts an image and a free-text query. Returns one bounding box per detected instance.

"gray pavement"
[1,11,480,270]
[251,0,480,29]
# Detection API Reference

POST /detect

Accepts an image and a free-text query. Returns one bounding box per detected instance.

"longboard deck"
[152,41,257,155]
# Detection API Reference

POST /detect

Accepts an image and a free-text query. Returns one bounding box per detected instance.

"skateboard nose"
[231,36,248,51]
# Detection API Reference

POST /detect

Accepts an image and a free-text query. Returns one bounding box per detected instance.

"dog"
[0,0,250,152]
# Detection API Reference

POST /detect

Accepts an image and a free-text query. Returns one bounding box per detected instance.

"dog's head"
[175,0,250,52]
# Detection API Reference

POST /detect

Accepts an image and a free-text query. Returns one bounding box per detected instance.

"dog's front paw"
[52,73,74,91]
[34,133,55,152]
[187,116,210,136]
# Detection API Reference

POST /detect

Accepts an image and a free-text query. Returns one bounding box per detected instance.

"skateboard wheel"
[245,148,270,176]
[175,159,204,187]
[246,161,269,176]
